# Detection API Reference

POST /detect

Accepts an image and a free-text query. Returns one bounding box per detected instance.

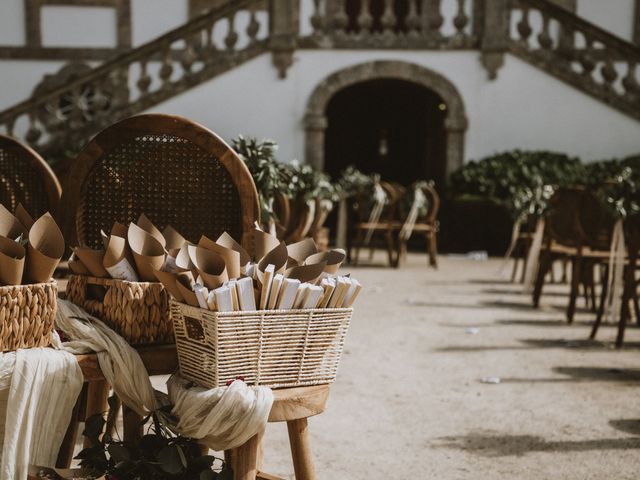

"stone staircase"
[0,0,638,156]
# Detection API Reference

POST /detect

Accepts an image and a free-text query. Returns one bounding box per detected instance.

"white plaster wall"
[130,0,189,46]
[576,0,635,41]
[0,0,24,45]
[41,6,117,47]
[0,61,67,111]
[154,50,640,165]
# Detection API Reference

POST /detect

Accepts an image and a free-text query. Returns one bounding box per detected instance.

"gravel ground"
[255,253,640,479]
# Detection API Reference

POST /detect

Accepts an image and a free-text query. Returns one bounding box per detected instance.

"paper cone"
[163,225,186,252]
[99,230,111,250]
[128,223,166,282]
[68,252,90,276]
[252,228,280,262]
[216,232,251,265]
[189,245,228,289]
[287,238,318,266]
[306,248,346,274]
[73,246,109,278]
[258,241,288,278]
[175,272,199,306]
[175,242,196,272]
[286,261,327,284]
[0,204,27,239]
[24,212,64,284]
[14,203,34,230]
[153,269,185,302]
[0,235,25,285]
[104,235,139,281]
[137,213,166,248]
[198,235,241,279]
[111,222,128,238]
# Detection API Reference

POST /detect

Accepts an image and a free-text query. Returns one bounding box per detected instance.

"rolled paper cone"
[163,225,186,251]
[136,213,166,248]
[68,258,90,275]
[216,231,251,265]
[198,235,241,279]
[0,204,27,239]
[25,212,64,284]
[286,238,318,266]
[189,245,228,290]
[74,246,109,278]
[306,248,346,274]
[258,241,288,279]
[0,235,25,285]
[252,228,280,262]
[175,242,195,272]
[153,269,185,302]
[99,230,111,250]
[110,222,128,238]
[128,223,166,282]
[286,261,327,284]
[14,203,34,230]
[103,235,139,281]
[175,274,199,307]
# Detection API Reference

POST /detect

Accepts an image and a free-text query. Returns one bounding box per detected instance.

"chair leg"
[353,229,364,266]
[533,251,552,308]
[511,257,519,283]
[83,380,110,448]
[392,234,403,268]
[287,418,316,480]
[428,233,438,268]
[590,264,609,340]
[123,403,143,443]
[233,433,260,480]
[567,255,582,324]
[56,392,83,468]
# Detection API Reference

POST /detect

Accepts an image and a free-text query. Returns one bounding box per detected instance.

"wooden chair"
[509,213,538,283]
[56,113,260,465]
[351,181,405,267]
[394,182,440,268]
[284,197,316,244]
[0,134,61,216]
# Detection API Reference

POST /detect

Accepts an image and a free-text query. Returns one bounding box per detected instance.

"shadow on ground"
[434,339,640,353]
[497,367,640,384]
[434,431,640,457]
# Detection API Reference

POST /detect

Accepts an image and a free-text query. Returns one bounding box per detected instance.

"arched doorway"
[324,78,447,187]
[304,61,468,184]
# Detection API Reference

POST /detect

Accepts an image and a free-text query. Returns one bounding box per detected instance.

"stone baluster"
[25,113,41,145]
[537,11,553,50]
[332,0,349,38]
[136,60,152,95]
[622,61,640,99]
[225,11,239,51]
[600,55,619,94]
[406,0,421,39]
[453,0,469,38]
[578,35,595,79]
[158,46,174,83]
[424,0,443,40]
[380,0,396,37]
[310,0,326,35]
[247,5,260,42]
[516,7,532,47]
[357,0,374,35]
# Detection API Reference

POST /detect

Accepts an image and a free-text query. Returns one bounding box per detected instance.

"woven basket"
[0,281,57,352]
[65,275,173,345]
[171,300,352,389]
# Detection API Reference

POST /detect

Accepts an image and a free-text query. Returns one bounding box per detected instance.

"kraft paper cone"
[198,235,241,279]
[252,228,280,262]
[0,204,27,239]
[14,203,34,230]
[153,269,185,302]
[188,245,228,289]
[104,235,138,281]
[25,212,64,284]
[258,241,288,279]
[163,225,186,252]
[128,223,166,282]
[286,261,327,284]
[100,230,111,250]
[217,232,251,265]
[68,252,90,275]
[175,272,199,306]
[73,246,109,278]
[175,242,196,272]
[137,213,166,248]
[306,248,346,274]
[287,238,318,266]
[111,222,128,238]
[0,235,25,285]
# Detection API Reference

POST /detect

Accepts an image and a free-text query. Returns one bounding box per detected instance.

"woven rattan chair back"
[0,134,61,217]
[59,114,259,249]
[545,187,586,248]
[578,189,616,251]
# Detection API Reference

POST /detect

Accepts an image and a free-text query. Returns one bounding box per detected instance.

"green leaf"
[108,443,131,462]
[158,445,186,475]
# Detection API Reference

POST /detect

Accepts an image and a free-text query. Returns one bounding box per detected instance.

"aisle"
[260,253,640,479]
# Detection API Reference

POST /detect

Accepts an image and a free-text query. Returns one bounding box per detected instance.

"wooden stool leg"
[56,393,83,468]
[83,380,110,448]
[123,404,143,443]
[233,433,260,480]
[287,418,316,480]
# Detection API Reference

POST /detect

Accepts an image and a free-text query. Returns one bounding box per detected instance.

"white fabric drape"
[523,218,545,292]
[399,188,427,241]
[604,219,626,323]
[364,184,387,245]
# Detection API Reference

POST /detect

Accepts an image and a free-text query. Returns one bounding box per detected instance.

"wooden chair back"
[59,114,259,249]
[544,187,586,248]
[416,182,440,225]
[577,189,616,251]
[353,181,404,225]
[0,134,61,217]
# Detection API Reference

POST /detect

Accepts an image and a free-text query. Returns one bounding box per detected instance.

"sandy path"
[257,254,640,479]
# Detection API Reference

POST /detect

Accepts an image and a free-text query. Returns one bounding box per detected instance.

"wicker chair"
[0,134,61,217]
[57,113,260,466]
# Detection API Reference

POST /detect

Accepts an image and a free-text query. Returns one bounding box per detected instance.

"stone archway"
[304,60,468,179]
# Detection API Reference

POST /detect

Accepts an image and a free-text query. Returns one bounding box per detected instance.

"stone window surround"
[304,60,468,181]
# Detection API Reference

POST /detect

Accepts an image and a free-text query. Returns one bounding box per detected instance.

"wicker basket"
[65,274,173,345]
[0,281,57,352]
[171,300,352,389]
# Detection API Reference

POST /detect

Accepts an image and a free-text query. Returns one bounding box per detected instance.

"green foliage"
[76,401,231,480]
[336,166,380,198]
[281,161,338,203]
[449,150,584,220]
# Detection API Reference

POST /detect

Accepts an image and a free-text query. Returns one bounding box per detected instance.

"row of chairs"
[348,181,440,268]
[512,187,640,347]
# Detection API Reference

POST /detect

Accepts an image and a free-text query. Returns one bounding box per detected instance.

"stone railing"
[0,0,271,154]
[508,0,640,120]
[301,0,483,49]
